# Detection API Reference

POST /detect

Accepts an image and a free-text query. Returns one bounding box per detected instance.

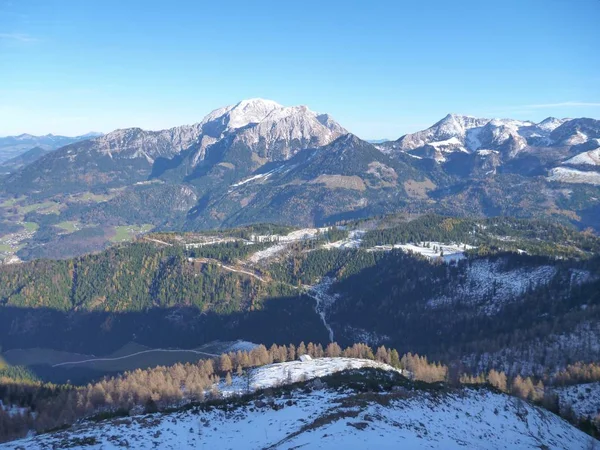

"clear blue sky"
[1,0,599,139]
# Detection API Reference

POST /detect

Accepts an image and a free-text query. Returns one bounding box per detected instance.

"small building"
[298,354,312,362]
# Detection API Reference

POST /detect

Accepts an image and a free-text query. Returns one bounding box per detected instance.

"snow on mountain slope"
[427,259,558,314]
[248,227,332,262]
[537,117,569,132]
[86,98,345,165]
[199,98,283,132]
[3,384,592,450]
[394,114,489,152]
[367,241,474,262]
[548,167,600,185]
[550,118,600,146]
[564,146,600,166]
[555,382,600,419]
[463,321,600,377]
[322,230,365,249]
[245,357,402,391]
[192,98,347,164]
[92,125,203,161]
[8,98,346,194]
[382,115,597,163]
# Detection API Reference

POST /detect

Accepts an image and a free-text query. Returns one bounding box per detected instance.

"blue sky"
[1,0,599,139]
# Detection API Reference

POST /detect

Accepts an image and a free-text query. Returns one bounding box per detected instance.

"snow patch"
[367,241,474,263]
[428,259,557,315]
[564,147,600,166]
[548,167,600,185]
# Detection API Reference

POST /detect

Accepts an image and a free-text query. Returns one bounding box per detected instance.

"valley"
[1,214,599,379]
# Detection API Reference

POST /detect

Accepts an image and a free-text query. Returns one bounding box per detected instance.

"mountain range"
[0,132,102,167]
[0,98,599,260]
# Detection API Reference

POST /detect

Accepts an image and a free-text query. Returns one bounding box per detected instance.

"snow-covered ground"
[184,237,240,249]
[428,259,557,314]
[548,167,600,185]
[229,168,279,189]
[3,385,592,449]
[322,230,365,249]
[248,243,288,262]
[565,146,600,166]
[248,227,337,262]
[368,241,474,263]
[305,278,338,342]
[463,321,600,377]
[252,227,331,243]
[248,229,472,265]
[239,357,402,392]
[555,382,600,419]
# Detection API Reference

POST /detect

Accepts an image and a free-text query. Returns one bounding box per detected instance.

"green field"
[0,244,13,252]
[18,201,58,214]
[0,197,24,208]
[110,224,154,242]
[22,221,39,232]
[56,221,80,233]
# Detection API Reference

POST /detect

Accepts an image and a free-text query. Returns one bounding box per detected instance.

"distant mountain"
[189,134,421,229]
[1,103,599,260]
[0,132,102,164]
[3,99,346,197]
[379,114,600,162]
[0,146,53,174]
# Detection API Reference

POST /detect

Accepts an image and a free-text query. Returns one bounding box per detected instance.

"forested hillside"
[0,214,599,380]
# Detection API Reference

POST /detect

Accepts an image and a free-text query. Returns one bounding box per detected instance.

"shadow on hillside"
[0,294,330,357]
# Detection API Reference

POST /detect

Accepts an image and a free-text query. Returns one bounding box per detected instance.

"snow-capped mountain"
[84,98,345,165]
[4,99,346,195]
[550,118,600,146]
[91,125,204,163]
[380,114,600,162]
[190,98,346,164]
[387,114,489,153]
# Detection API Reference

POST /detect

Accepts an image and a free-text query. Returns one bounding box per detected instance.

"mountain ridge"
[1,101,599,262]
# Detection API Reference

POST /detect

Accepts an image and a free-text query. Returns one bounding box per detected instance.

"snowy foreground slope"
[2,359,594,450]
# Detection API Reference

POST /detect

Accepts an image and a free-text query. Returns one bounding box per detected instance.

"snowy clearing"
[248,243,288,262]
[242,357,403,392]
[322,230,364,249]
[368,241,475,263]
